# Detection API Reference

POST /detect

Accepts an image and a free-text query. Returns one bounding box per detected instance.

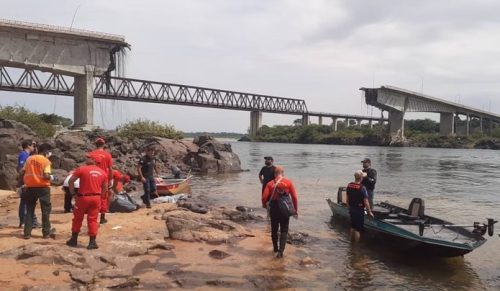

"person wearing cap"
[87,137,113,224]
[66,153,108,250]
[261,166,298,258]
[361,158,377,208]
[17,139,40,228]
[111,169,131,195]
[259,156,276,194]
[19,143,55,239]
[137,147,160,208]
[347,170,374,243]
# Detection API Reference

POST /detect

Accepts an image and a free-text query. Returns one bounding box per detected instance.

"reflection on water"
[191,142,500,290]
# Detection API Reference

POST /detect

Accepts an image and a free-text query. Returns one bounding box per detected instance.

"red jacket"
[261,176,298,213]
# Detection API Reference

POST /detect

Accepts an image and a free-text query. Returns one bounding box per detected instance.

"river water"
[190,141,500,290]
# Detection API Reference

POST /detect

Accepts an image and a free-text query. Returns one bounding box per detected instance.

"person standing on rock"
[137,147,159,208]
[66,153,108,250]
[87,137,113,224]
[261,166,298,258]
[17,139,39,228]
[259,156,275,194]
[20,143,55,239]
[361,158,377,208]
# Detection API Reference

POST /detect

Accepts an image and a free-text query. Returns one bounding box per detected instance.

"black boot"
[87,236,99,250]
[272,234,279,253]
[66,232,78,247]
[99,213,107,224]
[277,232,288,258]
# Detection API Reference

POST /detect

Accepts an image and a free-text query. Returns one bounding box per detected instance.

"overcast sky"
[2,0,500,133]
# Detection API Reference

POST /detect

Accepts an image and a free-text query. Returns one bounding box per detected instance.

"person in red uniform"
[66,153,108,250]
[111,169,131,194]
[261,166,298,258]
[87,137,113,224]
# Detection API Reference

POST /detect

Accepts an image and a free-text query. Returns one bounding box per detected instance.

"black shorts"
[349,208,365,231]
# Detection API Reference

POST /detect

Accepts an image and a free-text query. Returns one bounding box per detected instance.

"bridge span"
[361,86,500,137]
[0,19,385,135]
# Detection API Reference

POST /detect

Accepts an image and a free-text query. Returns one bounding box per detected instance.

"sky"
[2,0,500,133]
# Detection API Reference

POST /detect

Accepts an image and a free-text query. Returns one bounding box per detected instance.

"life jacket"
[346,182,365,210]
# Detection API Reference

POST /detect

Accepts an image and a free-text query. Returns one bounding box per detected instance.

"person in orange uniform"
[19,143,54,239]
[261,166,298,258]
[66,153,108,250]
[111,169,131,194]
[87,137,113,224]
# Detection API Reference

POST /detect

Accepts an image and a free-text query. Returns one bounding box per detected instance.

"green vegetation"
[116,119,183,140]
[0,105,71,137]
[183,132,245,139]
[253,123,390,145]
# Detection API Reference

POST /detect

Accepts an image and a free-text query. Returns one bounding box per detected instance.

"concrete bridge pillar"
[388,111,405,137]
[345,118,349,128]
[318,116,323,126]
[249,111,262,136]
[357,119,362,127]
[466,114,470,136]
[369,120,373,128]
[331,118,338,131]
[73,65,95,129]
[302,114,310,126]
[480,117,483,134]
[439,112,455,136]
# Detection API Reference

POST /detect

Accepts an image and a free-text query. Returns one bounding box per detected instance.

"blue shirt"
[18,150,30,170]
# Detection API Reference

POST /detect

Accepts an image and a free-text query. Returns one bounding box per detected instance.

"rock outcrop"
[0,121,242,190]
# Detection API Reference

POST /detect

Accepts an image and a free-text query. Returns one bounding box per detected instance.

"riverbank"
[0,187,321,290]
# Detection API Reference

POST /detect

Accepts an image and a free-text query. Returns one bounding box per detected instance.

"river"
[190,141,500,290]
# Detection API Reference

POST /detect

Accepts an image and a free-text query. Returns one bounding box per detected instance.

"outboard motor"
[487,218,497,237]
[171,165,181,179]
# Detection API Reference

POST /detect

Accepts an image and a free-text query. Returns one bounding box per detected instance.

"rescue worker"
[111,169,131,195]
[20,143,55,239]
[347,170,374,243]
[66,153,108,250]
[87,137,113,224]
[261,166,298,258]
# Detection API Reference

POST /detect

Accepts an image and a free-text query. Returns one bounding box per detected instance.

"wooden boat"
[155,175,192,196]
[327,187,497,257]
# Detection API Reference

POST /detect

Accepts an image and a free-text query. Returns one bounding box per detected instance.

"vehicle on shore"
[327,187,497,257]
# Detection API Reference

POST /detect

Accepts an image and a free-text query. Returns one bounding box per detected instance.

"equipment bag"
[269,177,297,217]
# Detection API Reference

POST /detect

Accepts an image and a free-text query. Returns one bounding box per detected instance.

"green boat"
[327,187,497,257]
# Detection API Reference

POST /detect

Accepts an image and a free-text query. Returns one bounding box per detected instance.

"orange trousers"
[72,195,100,236]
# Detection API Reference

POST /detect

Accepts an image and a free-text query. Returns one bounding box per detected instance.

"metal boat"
[327,187,496,257]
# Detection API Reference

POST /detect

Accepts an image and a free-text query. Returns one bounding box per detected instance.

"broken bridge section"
[360,85,500,138]
[0,19,129,128]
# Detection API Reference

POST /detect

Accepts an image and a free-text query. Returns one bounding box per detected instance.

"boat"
[327,187,497,257]
[155,175,192,196]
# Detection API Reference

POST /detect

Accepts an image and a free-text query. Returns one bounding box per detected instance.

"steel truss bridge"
[0,66,385,127]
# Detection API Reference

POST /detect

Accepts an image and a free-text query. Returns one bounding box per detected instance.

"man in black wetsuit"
[361,158,377,208]
[259,156,275,194]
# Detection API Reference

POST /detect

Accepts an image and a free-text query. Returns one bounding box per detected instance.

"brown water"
[189,142,500,290]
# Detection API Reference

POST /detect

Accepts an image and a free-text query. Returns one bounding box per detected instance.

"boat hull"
[327,198,485,257]
[156,176,191,196]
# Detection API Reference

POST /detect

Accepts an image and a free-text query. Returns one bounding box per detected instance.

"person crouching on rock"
[66,153,108,250]
[261,166,298,258]
[111,169,131,195]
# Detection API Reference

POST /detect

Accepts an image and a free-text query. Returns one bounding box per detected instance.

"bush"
[116,119,183,140]
[0,105,56,137]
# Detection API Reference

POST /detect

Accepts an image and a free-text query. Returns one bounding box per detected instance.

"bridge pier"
[345,118,349,128]
[466,114,470,136]
[439,112,455,136]
[318,116,323,126]
[331,118,338,131]
[302,114,310,126]
[389,111,405,137]
[249,111,262,137]
[357,119,362,127]
[73,65,95,129]
[369,120,373,128]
